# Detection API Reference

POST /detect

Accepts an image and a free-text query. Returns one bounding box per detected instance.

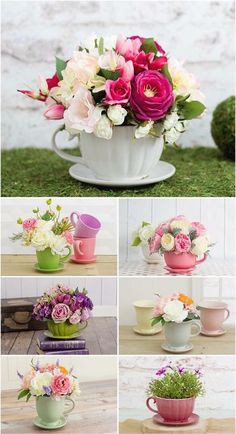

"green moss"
[211,96,235,161]
[1,146,235,197]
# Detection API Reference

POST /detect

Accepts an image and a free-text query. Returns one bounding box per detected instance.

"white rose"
[163,112,179,130]
[107,105,127,125]
[134,121,154,139]
[31,228,52,251]
[165,127,180,145]
[191,236,209,256]
[170,219,191,235]
[94,115,113,139]
[30,372,53,396]
[163,300,188,323]
[138,225,155,242]
[161,233,175,251]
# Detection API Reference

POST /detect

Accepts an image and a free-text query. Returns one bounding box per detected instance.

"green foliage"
[172,228,182,237]
[99,69,120,80]
[98,37,104,55]
[180,100,206,120]
[92,90,106,104]
[141,38,157,55]
[161,64,173,87]
[55,57,66,81]
[132,235,141,247]
[211,96,235,161]
[147,371,205,399]
[142,221,151,227]
[17,389,30,400]
[151,316,165,327]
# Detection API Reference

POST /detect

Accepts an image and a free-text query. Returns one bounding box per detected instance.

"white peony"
[170,219,191,235]
[94,115,113,139]
[134,121,154,139]
[163,112,179,130]
[30,372,53,396]
[191,236,209,256]
[161,233,175,251]
[107,105,127,125]
[138,225,155,242]
[163,300,188,323]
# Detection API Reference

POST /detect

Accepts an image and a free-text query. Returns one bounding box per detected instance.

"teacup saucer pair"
[70,255,97,264]
[133,326,161,336]
[153,413,199,426]
[34,263,64,273]
[162,342,193,353]
[164,265,194,275]
[200,328,225,336]
[33,416,67,429]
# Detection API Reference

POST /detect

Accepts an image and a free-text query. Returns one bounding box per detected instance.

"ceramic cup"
[52,125,164,181]
[164,252,207,270]
[164,320,201,350]
[47,319,87,337]
[133,300,161,335]
[70,211,101,238]
[141,244,161,264]
[36,247,71,270]
[198,300,230,333]
[36,395,75,427]
[146,396,195,422]
[73,237,96,260]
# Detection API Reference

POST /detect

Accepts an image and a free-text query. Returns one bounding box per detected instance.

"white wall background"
[119,276,235,325]
[119,198,235,261]
[1,355,117,390]
[2,1,234,149]
[119,356,235,420]
[2,197,118,255]
[1,276,117,317]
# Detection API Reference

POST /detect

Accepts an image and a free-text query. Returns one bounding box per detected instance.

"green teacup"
[47,319,87,337]
[36,395,75,427]
[36,247,71,270]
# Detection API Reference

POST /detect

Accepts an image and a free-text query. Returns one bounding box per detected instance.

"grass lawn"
[1,146,235,197]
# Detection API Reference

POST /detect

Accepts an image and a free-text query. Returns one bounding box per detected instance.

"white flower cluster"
[23,221,68,256]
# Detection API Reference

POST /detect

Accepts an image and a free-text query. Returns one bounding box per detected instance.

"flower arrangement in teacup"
[152,293,201,352]
[10,199,74,272]
[33,284,93,339]
[17,359,80,429]
[146,362,205,425]
[148,215,213,271]
[131,221,161,263]
[18,35,205,182]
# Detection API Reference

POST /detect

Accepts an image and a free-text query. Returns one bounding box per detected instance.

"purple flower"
[194,368,203,377]
[156,367,167,376]
[43,385,52,395]
[178,367,186,375]
[63,294,71,305]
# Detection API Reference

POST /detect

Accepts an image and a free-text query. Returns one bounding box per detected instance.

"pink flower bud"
[44,104,65,120]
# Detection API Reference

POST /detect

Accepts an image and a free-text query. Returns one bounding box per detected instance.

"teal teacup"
[36,395,75,427]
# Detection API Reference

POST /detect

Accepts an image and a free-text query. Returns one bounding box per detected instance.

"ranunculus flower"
[23,218,38,231]
[51,303,71,323]
[175,233,191,253]
[104,78,131,105]
[44,104,65,120]
[51,374,72,395]
[161,233,175,251]
[191,236,209,257]
[130,70,174,121]
[191,222,207,236]
[163,300,188,323]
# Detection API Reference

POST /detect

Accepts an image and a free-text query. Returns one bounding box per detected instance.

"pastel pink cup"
[164,252,207,270]
[146,396,195,422]
[73,237,96,260]
[70,212,101,238]
[198,301,230,333]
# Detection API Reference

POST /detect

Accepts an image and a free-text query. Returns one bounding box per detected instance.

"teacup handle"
[80,321,88,331]
[196,253,207,265]
[52,125,86,164]
[64,396,75,416]
[60,246,72,262]
[74,240,84,256]
[224,309,230,321]
[146,397,158,413]
[70,211,80,227]
[190,321,201,337]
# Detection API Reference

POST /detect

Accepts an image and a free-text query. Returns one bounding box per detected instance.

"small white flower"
[135,121,154,139]
[107,105,127,125]
[163,300,188,323]
[165,127,180,145]
[94,115,113,140]
[163,112,179,130]
[138,225,155,242]
[191,236,209,256]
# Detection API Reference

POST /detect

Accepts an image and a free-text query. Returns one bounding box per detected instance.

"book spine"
[39,340,86,351]
[43,349,89,355]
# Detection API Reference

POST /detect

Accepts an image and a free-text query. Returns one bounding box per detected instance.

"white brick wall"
[2,1,234,149]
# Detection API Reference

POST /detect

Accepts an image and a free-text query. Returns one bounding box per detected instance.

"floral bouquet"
[33,284,93,338]
[152,293,199,326]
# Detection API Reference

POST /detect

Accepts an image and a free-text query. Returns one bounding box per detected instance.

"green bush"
[211,96,235,161]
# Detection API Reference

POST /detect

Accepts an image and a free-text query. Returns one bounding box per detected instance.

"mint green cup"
[47,320,87,337]
[36,396,75,427]
[36,247,71,270]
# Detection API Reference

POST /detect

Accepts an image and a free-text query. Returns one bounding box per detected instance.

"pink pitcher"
[70,212,101,238]
[198,300,230,333]
[146,396,195,422]
[73,237,96,261]
[164,252,207,269]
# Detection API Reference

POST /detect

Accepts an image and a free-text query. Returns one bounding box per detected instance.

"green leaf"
[172,228,182,237]
[175,94,191,105]
[18,389,30,400]
[41,210,52,221]
[92,90,106,104]
[26,392,31,402]
[132,236,142,247]
[98,37,104,55]
[161,64,173,87]
[142,221,150,228]
[99,69,120,80]
[181,100,206,120]
[151,316,162,326]
[55,57,67,81]
[140,38,157,55]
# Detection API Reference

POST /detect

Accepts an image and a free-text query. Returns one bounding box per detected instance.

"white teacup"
[164,320,201,351]
[133,300,162,335]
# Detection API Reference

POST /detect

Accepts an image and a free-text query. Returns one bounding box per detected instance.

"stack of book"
[36,333,89,355]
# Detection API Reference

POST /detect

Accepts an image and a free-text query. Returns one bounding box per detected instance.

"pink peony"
[51,374,72,395]
[104,78,131,105]
[156,222,170,237]
[23,218,38,230]
[69,310,81,324]
[191,222,206,236]
[149,233,161,253]
[130,70,174,121]
[44,104,65,120]
[63,230,73,245]
[51,303,71,323]
[175,233,191,253]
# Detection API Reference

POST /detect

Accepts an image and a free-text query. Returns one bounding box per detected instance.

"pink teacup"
[73,237,96,260]
[164,252,207,270]
[146,396,195,422]
[70,212,101,238]
[198,300,230,333]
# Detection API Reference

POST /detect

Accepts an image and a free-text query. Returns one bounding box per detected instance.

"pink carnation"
[175,233,191,253]
[23,218,38,230]
[191,222,206,236]
[63,230,73,245]
[51,374,72,396]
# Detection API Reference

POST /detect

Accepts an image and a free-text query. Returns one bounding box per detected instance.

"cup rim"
[79,214,101,230]
[133,300,155,308]
[198,300,228,309]
[152,395,195,401]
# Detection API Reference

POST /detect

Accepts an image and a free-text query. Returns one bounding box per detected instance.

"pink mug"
[146,396,195,422]
[164,252,207,270]
[198,300,230,333]
[73,237,96,260]
[70,212,101,238]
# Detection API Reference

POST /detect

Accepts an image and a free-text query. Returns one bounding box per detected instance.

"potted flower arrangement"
[132,221,161,263]
[146,363,205,426]
[33,284,93,339]
[17,359,80,429]
[152,292,200,352]
[18,35,205,184]
[147,215,212,272]
[10,199,73,272]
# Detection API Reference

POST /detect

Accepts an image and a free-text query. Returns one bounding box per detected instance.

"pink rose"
[81,308,90,322]
[130,70,174,121]
[23,218,38,230]
[44,104,65,120]
[149,233,161,253]
[191,222,206,236]
[51,303,71,323]
[69,310,81,324]
[51,374,72,396]
[175,233,191,253]
[104,78,131,105]
[63,230,73,245]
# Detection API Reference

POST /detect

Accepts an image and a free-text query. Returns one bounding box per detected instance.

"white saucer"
[133,326,162,336]
[69,161,175,187]
[162,342,193,353]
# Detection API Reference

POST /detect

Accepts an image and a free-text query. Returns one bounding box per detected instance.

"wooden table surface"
[1,380,117,434]
[2,317,117,355]
[119,325,235,355]
[1,254,117,276]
